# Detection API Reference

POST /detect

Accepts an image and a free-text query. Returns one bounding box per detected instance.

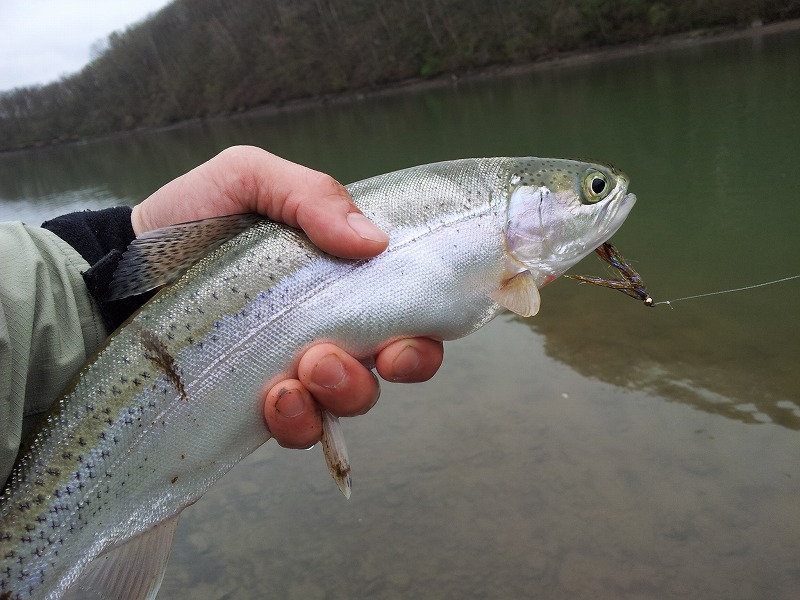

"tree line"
[1,0,798,151]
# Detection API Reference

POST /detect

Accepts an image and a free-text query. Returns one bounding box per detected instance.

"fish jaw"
[503,160,637,288]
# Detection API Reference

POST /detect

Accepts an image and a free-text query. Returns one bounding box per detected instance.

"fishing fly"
[565,241,654,307]
[567,242,800,308]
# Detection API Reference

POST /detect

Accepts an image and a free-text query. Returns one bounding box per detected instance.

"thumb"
[234,146,390,259]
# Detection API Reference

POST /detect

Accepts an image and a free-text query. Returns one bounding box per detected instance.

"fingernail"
[312,354,347,389]
[391,345,420,381]
[275,388,305,418]
[347,212,389,244]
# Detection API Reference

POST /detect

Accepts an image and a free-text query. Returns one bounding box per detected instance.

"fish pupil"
[591,177,606,195]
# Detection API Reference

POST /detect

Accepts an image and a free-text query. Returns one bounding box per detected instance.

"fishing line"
[653,274,800,308]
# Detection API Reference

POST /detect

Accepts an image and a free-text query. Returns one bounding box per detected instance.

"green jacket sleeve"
[0,223,109,486]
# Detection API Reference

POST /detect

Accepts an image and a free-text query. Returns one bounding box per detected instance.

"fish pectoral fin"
[490,271,541,317]
[108,213,264,300]
[61,515,180,600]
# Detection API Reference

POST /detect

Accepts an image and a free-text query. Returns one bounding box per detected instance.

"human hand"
[132,146,444,448]
[131,145,390,258]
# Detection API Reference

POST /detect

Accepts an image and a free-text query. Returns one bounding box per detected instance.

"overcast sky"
[0,0,173,92]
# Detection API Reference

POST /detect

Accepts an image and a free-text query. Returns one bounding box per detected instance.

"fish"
[0,157,636,600]
[565,241,653,306]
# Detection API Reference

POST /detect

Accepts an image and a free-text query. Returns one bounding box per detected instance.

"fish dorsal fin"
[108,213,264,301]
[61,515,180,600]
[490,271,541,317]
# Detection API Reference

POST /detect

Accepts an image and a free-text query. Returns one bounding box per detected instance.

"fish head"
[489,158,636,317]
[504,158,636,287]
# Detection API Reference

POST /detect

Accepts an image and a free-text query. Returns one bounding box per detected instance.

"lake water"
[1,27,799,600]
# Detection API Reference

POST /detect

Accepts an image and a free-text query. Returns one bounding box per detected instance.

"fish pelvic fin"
[108,213,264,301]
[490,271,541,317]
[61,515,180,600]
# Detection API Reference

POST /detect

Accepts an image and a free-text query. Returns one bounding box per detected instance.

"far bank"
[2,13,799,155]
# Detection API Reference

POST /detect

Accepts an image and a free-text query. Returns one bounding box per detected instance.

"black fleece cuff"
[42,206,154,332]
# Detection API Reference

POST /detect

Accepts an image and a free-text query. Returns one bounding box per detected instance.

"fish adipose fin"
[490,271,541,317]
[61,515,180,600]
[108,213,264,300]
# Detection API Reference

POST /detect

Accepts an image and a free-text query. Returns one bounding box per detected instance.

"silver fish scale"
[1,157,634,600]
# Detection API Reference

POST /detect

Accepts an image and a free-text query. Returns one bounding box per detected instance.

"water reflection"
[521,276,800,430]
[0,133,216,211]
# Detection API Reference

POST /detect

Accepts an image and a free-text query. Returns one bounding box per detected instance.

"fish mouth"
[557,189,637,275]
[594,191,636,244]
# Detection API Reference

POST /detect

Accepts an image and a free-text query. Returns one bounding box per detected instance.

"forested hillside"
[1,0,798,151]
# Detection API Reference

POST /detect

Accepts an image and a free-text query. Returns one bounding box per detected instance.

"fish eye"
[581,170,611,204]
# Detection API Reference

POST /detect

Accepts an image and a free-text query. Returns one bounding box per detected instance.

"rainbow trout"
[0,157,636,600]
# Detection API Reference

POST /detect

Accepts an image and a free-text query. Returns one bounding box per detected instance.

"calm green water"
[1,28,799,600]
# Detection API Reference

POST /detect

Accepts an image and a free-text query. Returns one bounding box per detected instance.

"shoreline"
[4,17,800,155]
[242,17,800,119]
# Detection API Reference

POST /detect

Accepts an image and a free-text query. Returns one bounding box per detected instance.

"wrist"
[131,204,147,236]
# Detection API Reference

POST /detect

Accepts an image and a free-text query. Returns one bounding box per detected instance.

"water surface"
[1,27,798,600]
